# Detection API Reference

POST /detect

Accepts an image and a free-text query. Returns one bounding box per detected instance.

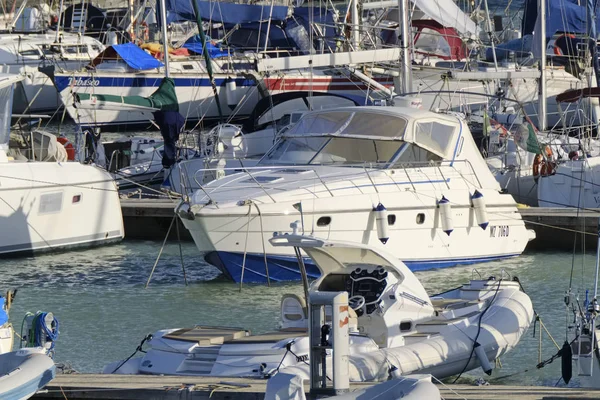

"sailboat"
[50,0,400,131]
[0,74,124,255]
[0,3,105,115]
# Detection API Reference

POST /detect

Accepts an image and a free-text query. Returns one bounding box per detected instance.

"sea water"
[0,240,592,386]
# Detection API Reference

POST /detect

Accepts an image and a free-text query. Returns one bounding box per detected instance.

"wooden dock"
[31,374,600,399]
[120,199,600,250]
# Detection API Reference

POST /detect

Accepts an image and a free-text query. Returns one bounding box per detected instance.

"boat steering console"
[345,266,388,317]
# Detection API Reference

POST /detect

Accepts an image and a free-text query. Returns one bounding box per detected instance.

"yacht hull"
[54,72,393,130]
[205,250,521,283]
[0,162,124,255]
[181,190,532,283]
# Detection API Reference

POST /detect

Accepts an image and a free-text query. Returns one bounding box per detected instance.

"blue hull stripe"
[206,251,520,283]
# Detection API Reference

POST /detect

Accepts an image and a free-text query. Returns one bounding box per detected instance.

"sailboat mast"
[54,0,64,43]
[159,0,170,77]
[594,219,600,300]
[538,0,547,130]
[398,0,411,94]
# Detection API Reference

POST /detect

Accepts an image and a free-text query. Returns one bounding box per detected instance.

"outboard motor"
[22,311,59,354]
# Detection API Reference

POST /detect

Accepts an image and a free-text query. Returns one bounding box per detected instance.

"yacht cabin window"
[414,121,457,157]
[392,143,441,165]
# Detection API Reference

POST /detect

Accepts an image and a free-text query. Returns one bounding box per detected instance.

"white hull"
[414,67,587,128]
[0,33,103,113]
[54,69,389,129]
[538,158,600,208]
[0,161,124,254]
[181,183,532,280]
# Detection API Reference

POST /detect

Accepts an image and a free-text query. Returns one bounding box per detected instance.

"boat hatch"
[241,176,283,184]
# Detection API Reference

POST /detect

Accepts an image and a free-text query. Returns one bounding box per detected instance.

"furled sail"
[75,77,178,112]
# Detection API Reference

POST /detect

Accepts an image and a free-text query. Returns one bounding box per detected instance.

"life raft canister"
[57,136,75,161]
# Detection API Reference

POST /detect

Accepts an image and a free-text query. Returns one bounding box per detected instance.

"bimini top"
[280,106,462,161]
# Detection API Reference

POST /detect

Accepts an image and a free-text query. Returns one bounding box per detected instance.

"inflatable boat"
[106,235,534,382]
[0,348,56,400]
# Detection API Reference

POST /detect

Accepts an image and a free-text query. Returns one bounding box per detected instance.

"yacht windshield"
[259,110,410,166]
[261,136,328,165]
[260,137,404,166]
[309,138,403,165]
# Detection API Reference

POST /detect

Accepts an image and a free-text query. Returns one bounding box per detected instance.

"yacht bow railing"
[187,159,483,206]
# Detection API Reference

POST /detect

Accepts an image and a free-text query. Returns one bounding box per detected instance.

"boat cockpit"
[272,235,436,347]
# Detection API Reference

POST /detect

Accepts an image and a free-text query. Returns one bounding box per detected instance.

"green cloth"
[76,77,179,111]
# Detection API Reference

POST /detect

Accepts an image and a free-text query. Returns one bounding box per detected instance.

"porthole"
[317,216,331,226]
[400,321,412,332]
[416,213,425,224]
[387,214,396,225]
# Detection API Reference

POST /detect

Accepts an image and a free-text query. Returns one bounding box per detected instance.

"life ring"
[57,136,75,161]
[553,33,576,56]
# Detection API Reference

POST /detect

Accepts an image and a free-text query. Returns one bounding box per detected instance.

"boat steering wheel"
[348,295,366,311]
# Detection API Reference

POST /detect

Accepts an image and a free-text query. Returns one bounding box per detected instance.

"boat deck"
[31,374,600,399]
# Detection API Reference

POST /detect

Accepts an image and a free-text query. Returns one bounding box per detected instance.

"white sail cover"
[412,0,479,36]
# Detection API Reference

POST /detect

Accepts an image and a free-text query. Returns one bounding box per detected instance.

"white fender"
[373,203,389,244]
[225,78,238,109]
[471,190,489,230]
[437,196,453,236]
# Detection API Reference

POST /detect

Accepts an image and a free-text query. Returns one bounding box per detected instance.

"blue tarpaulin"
[183,35,229,58]
[0,297,7,327]
[165,0,290,24]
[523,0,600,38]
[112,43,164,70]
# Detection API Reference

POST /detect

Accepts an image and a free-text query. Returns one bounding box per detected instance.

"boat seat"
[281,294,308,330]
[226,330,307,345]
[162,326,249,346]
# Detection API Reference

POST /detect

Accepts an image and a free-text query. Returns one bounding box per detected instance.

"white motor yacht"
[176,105,535,283]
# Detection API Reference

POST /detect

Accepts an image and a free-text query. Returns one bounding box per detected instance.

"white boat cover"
[412,0,479,37]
